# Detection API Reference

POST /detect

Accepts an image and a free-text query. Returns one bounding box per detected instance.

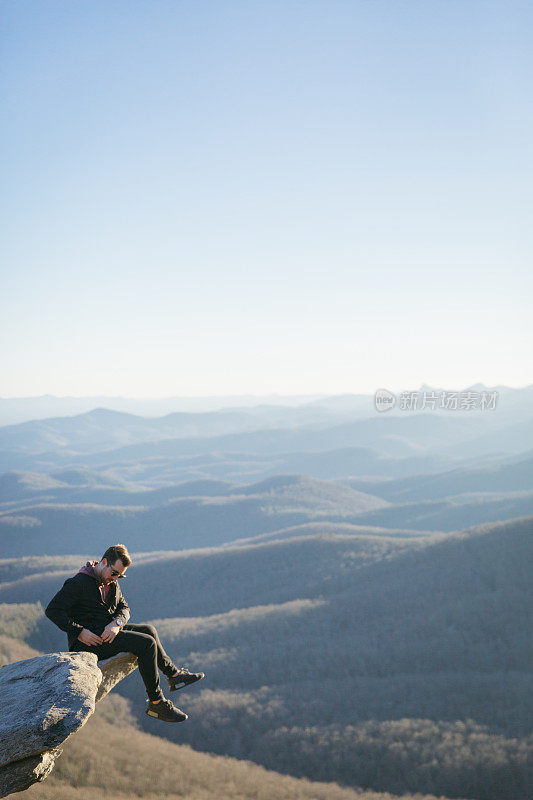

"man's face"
[104,558,127,584]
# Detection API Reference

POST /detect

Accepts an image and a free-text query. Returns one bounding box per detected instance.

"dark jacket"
[45,572,131,649]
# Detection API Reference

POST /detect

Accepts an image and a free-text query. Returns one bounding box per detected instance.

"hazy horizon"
[1,381,531,401]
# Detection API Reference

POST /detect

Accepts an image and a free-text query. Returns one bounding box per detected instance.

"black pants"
[72,623,177,701]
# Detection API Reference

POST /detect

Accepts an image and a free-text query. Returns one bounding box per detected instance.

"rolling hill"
[340,453,533,502]
[1,409,522,481]
[24,694,454,800]
[1,397,531,800]
[0,475,391,557]
[0,470,233,511]
[1,471,529,559]
[347,492,533,531]
[0,639,446,800]
[1,514,531,799]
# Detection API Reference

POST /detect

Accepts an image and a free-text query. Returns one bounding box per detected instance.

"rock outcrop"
[0,651,138,797]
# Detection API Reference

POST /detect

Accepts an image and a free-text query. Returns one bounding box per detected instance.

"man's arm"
[101,585,131,643]
[46,578,104,645]
[45,577,85,640]
[113,585,130,628]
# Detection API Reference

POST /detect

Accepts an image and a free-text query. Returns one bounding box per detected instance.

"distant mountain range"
[2,390,532,799]
[0,393,328,426]
[342,452,533,501]
[1,384,532,426]
[1,394,533,484]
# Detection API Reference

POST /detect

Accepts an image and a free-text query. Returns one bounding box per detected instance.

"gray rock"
[0,652,100,771]
[96,652,138,702]
[0,651,138,797]
[0,749,60,797]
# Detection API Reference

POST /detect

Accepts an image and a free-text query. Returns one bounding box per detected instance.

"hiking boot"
[145,697,188,723]
[168,667,205,692]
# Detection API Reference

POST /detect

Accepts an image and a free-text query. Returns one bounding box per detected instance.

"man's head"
[98,543,132,584]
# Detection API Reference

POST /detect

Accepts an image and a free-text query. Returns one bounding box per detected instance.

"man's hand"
[100,623,121,643]
[78,628,103,646]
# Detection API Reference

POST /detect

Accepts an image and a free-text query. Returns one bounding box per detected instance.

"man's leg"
[122,623,176,678]
[122,623,205,692]
[74,629,164,701]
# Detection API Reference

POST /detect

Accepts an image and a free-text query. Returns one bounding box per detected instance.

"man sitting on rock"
[45,543,204,723]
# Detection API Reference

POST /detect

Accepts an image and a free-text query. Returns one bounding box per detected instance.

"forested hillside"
[2,514,531,800]
[1,639,450,800]
[1,471,531,557]
[1,396,532,799]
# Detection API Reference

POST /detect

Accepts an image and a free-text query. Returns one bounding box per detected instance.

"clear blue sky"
[1,1,531,397]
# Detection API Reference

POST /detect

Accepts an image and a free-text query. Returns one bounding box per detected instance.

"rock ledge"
[0,651,138,797]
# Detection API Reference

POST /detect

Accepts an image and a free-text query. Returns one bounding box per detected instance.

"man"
[45,543,204,723]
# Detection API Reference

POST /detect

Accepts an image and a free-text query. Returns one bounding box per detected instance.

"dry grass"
[0,633,40,665]
[24,701,456,800]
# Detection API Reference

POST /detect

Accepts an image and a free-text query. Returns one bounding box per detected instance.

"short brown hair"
[102,544,132,568]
